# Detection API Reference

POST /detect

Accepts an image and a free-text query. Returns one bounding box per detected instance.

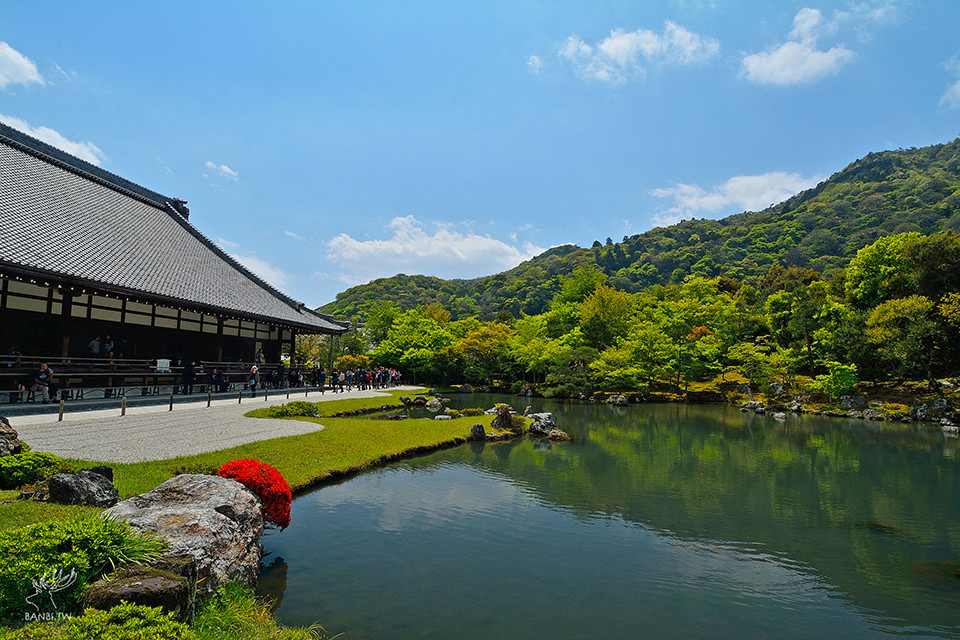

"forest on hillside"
[302,140,960,398]
[303,230,960,396]
[320,139,960,322]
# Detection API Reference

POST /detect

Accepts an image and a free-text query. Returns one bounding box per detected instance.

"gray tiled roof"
[0,123,348,334]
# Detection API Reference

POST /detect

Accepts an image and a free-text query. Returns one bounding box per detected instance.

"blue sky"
[2,1,958,307]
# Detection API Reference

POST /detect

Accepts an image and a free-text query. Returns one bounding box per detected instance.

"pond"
[258,394,960,639]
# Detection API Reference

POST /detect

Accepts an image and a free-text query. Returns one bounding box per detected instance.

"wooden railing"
[1,355,315,406]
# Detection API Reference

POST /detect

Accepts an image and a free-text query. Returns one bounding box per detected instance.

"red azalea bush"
[218,459,292,530]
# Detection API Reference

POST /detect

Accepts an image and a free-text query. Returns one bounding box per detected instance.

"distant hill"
[320,139,960,321]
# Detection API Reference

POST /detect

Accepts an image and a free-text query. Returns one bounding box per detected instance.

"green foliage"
[333,353,371,371]
[4,602,195,639]
[866,295,939,380]
[0,516,167,625]
[266,401,320,419]
[0,453,75,490]
[807,361,859,399]
[456,322,516,386]
[371,308,454,379]
[845,232,923,307]
[193,582,326,639]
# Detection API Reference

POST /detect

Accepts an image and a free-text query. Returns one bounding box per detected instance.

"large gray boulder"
[490,405,520,433]
[527,413,557,436]
[0,416,21,457]
[48,468,120,507]
[103,474,264,593]
[607,395,628,406]
[839,395,868,410]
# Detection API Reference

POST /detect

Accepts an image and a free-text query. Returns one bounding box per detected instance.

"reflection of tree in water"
[257,555,288,612]
[438,394,960,630]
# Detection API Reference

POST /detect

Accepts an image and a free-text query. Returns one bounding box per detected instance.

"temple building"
[0,121,348,367]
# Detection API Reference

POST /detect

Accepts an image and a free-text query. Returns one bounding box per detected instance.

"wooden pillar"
[288,330,297,367]
[216,317,224,361]
[60,291,73,358]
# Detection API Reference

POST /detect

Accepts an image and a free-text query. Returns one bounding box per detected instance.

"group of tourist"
[87,334,129,360]
[244,364,401,397]
[325,367,401,393]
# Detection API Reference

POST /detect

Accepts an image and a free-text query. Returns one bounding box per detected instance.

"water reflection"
[262,395,960,639]
[256,554,288,612]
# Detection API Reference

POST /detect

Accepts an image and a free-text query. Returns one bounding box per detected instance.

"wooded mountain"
[320,139,960,322]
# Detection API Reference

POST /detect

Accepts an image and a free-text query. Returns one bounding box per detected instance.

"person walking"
[249,365,260,398]
[182,360,196,395]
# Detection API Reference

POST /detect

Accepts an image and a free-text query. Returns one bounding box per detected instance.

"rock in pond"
[527,413,557,436]
[102,474,264,594]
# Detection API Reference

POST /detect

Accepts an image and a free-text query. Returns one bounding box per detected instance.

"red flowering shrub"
[218,459,292,530]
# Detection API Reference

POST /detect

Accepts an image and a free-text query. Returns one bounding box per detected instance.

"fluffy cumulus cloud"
[231,254,290,290]
[0,114,105,165]
[651,171,821,226]
[558,21,719,84]
[325,215,544,286]
[739,5,900,86]
[204,160,239,179]
[0,42,43,89]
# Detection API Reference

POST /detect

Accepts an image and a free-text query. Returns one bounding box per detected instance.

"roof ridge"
[0,121,180,215]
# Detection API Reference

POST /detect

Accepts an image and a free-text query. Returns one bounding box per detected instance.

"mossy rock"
[80,566,193,622]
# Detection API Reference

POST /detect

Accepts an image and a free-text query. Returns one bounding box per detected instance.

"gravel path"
[7,386,418,463]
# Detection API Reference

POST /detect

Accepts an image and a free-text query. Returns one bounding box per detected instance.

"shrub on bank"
[265,401,319,419]
[0,516,166,626]
[0,453,74,490]
[3,601,194,639]
[218,460,292,530]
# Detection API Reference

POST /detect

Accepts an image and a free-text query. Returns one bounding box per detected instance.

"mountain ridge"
[320,139,960,321]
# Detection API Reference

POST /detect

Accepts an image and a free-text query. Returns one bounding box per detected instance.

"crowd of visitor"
[8,332,403,403]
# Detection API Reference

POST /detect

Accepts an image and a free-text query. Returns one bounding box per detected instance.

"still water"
[259,395,960,639]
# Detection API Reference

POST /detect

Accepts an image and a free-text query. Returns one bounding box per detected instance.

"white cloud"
[204,160,239,179]
[527,55,542,74]
[216,236,240,249]
[740,7,873,86]
[284,230,304,240]
[558,22,719,84]
[941,80,960,111]
[941,56,960,110]
[325,215,544,286]
[231,254,290,290]
[0,42,43,89]
[651,171,821,226]
[0,114,105,165]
